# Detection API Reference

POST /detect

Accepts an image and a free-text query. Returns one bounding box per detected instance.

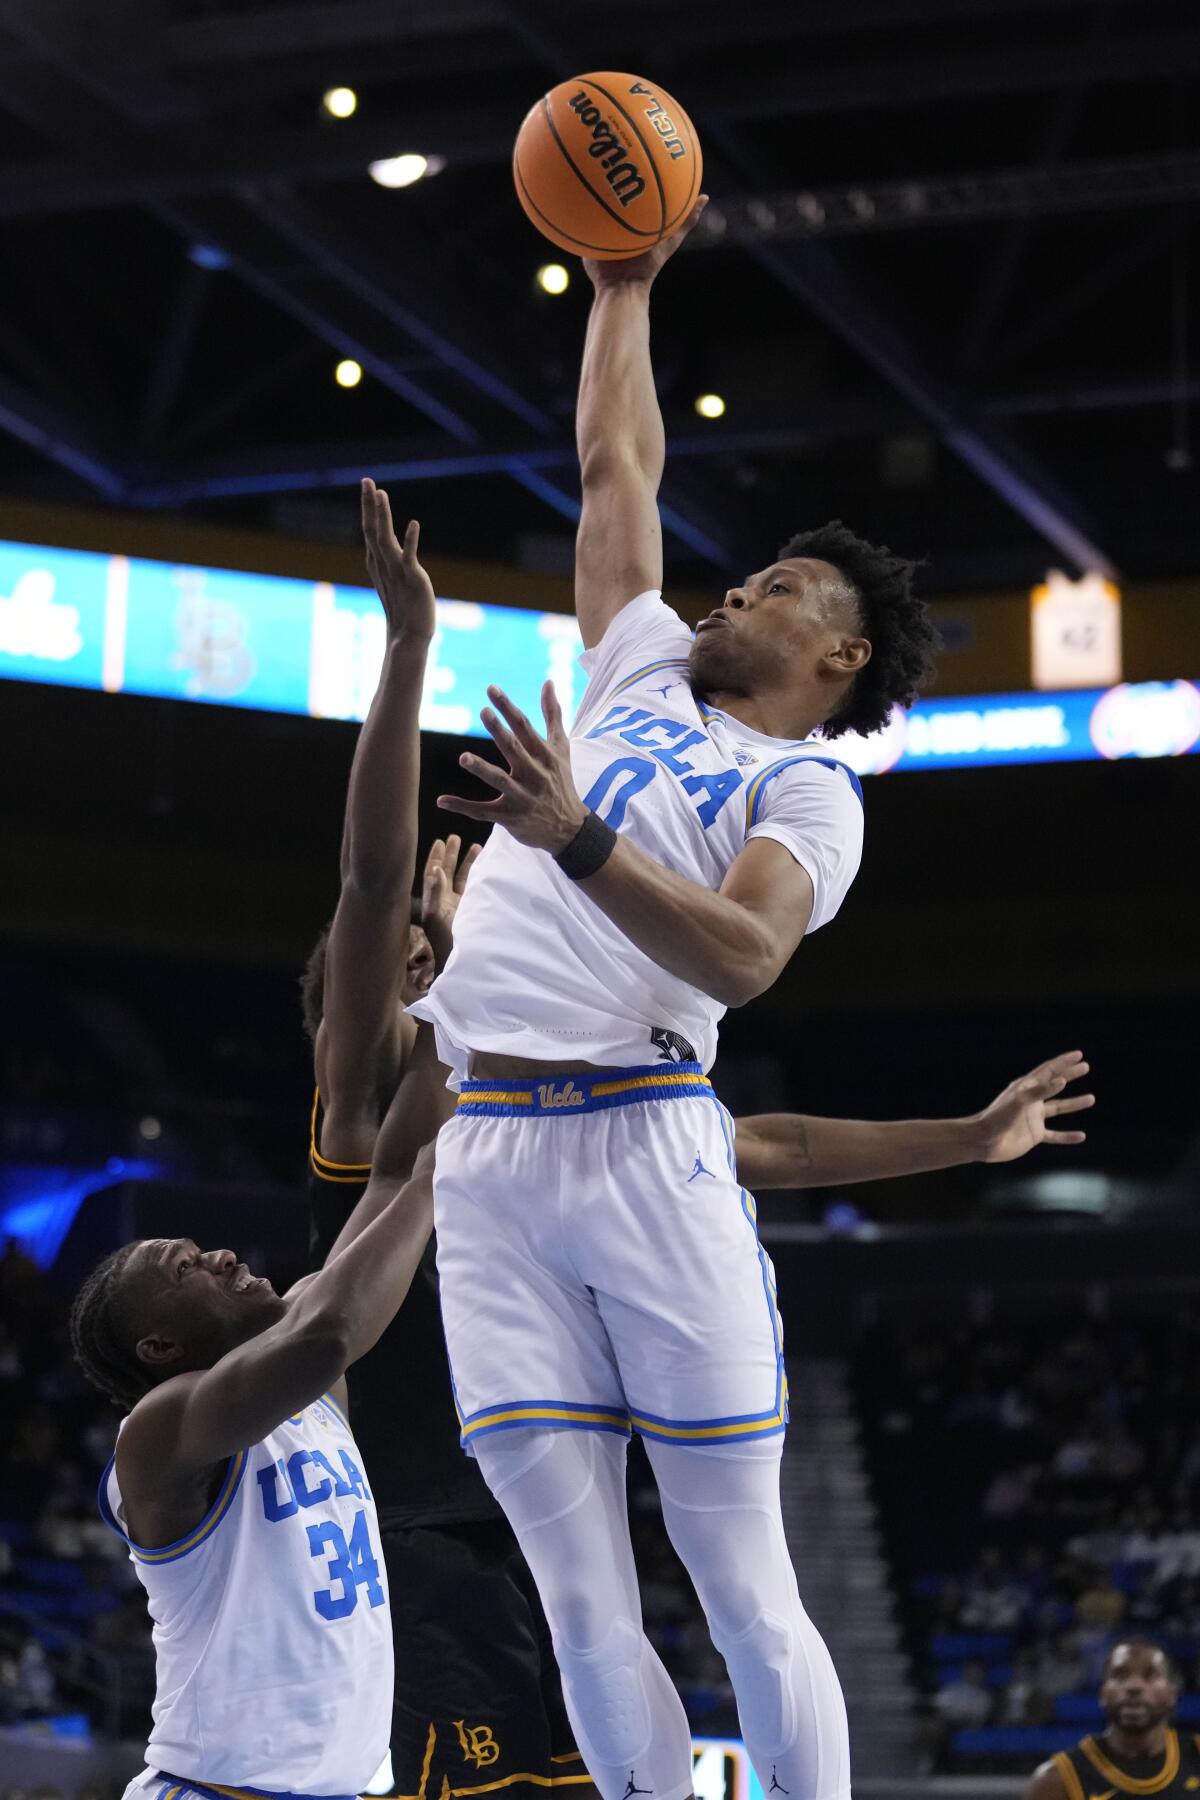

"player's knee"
[553,1613,651,1767]
[709,1607,796,1759]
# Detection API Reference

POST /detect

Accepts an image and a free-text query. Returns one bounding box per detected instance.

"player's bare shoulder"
[1025,1755,1068,1800]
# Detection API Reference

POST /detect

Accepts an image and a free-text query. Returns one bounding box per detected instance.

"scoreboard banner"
[2,535,1198,771]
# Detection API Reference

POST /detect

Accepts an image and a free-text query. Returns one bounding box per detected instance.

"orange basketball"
[512,72,702,261]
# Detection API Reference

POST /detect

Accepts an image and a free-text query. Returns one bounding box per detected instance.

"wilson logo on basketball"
[567,91,647,205]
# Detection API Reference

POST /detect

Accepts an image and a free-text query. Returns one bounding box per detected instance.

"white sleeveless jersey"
[99,1392,392,1798]
[411,590,865,1078]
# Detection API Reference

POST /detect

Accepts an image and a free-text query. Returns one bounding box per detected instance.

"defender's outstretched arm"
[733,1052,1093,1190]
[317,483,435,1163]
[574,203,706,650]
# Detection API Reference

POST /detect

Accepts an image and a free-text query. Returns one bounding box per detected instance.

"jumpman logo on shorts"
[623,1775,652,1798]
[769,1770,789,1795]
[688,1151,715,1182]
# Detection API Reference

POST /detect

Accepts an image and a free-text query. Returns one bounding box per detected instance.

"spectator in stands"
[1158,1507,1200,1583]
[961,1547,1028,1630]
[0,1616,59,1723]
[1122,1505,1169,1568]
[934,1658,994,1729]
[1075,1563,1126,1633]
[1161,1575,1200,1638]
[1126,1567,1164,1631]
[999,1649,1054,1727]
[1036,1630,1087,1697]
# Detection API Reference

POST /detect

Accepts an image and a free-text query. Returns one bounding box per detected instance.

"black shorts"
[383,1516,594,1800]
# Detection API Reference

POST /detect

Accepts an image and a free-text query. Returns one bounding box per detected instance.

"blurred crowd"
[858,1314,1200,1764]
[0,1242,153,1752]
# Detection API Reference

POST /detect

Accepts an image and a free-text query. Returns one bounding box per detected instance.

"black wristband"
[554,810,617,881]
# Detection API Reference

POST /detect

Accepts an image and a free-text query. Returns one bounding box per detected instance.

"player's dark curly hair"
[299,895,427,1040]
[69,1243,153,1412]
[778,520,939,739]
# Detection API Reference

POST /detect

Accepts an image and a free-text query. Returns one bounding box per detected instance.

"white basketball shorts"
[432,1064,787,1452]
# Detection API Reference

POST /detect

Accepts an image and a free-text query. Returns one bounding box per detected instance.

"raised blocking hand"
[421,834,482,971]
[361,477,437,643]
[437,682,587,854]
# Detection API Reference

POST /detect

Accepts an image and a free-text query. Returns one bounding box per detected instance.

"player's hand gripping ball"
[513,72,702,260]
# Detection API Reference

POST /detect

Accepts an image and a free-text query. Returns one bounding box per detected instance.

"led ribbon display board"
[2,536,1198,770]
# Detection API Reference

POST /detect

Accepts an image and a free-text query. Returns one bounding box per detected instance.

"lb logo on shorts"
[455,1721,501,1767]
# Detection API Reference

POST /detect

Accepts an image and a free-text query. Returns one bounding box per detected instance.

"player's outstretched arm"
[574,200,706,651]
[317,482,436,1162]
[733,1052,1094,1190]
[122,1149,436,1482]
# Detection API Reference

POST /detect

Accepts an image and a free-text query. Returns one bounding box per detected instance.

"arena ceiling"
[0,0,1197,593]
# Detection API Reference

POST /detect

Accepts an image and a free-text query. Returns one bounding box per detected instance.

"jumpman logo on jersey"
[688,1152,715,1182]
[649,680,681,699]
[769,1770,789,1795]
[623,1775,652,1798]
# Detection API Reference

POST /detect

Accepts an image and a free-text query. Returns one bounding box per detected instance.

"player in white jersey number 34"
[410,198,940,1800]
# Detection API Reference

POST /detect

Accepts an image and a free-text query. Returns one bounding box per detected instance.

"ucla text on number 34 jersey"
[412,589,865,1079]
[100,1393,393,1799]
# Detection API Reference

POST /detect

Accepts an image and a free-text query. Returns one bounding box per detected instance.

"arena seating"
[856,1313,1200,1770]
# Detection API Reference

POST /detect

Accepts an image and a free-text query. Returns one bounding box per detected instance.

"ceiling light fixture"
[322,86,358,120]
[368,153,446,189]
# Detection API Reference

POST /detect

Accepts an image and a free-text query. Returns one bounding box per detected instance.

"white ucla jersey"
[99,1392,392,1799]
[411,590,864,1077]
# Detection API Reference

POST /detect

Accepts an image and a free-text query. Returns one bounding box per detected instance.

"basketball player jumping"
[407,201,940,1800]
[1027,1639,1200,1800]
[308,480,1093,1800]
[68,1024,453,1800]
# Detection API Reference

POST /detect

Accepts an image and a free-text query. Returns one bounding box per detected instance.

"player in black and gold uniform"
[1028,1640,1200,1800]
[308,1080,589,1800]
[302,482,591,1800]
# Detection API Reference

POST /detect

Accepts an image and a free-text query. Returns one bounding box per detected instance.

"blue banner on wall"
[2,535,1198,771]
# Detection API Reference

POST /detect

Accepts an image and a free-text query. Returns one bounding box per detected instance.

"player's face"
[1100,1644,1177,1732]
[132,1237,283,1370]
[403,924,435,1002]
[687,556,857,695]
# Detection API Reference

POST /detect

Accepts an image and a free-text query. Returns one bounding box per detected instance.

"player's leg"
[432,1103,694,1800]
[582,1091,849,1800]
[473,1426,695,1800]
[646,1436,851,1800]
[521,1534,596,1794]
[384,1516,581,1800]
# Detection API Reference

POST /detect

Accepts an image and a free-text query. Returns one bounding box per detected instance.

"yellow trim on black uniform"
[1079,1730,1181,1794]
[1052,1752,1088,1800]
[392,1726,595,1800]
[309,1089,373,1182]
